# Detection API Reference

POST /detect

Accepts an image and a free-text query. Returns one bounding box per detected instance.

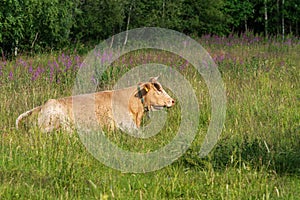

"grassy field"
[1,34,299,199]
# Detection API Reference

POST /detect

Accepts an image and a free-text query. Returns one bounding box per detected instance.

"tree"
[284,0,300,36]
[71,0,125,43]
[0,0,25,56]
[0,0,77,57]
[181,0,228,36]
[224,0,254,33]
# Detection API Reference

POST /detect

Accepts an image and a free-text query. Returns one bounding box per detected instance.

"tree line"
[1,0,299,57]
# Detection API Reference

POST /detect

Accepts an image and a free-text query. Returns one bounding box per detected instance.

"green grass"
[1,40,299,199]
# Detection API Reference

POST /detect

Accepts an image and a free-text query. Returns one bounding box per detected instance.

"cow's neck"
[137,86,149,113]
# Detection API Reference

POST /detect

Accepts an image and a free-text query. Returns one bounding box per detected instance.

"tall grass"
[1,34,299,199]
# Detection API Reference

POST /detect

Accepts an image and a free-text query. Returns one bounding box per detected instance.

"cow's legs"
[135,111,144,128]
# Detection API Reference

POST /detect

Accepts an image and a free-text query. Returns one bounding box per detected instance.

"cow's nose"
[168,99,175,107]
[166,98,175,108]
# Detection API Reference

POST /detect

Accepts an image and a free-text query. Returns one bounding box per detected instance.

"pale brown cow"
[16,77,175,133]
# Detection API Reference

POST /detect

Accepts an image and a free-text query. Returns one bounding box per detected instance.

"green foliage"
[71,0,125,42]
[223,0,254,32]
[182,0,229,35]
[0,0,25,54]
[127,0,185,31]
[0,0,76,56]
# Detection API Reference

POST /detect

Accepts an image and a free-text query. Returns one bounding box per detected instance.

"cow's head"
[137,77,175,111]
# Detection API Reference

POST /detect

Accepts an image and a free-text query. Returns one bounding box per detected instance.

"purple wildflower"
[9,71,13,80]
[18,58,27,67]
[213,55,217,63]
[31,66,45,81]
[64,58,72,72]
[75,55,81,68]
[285,39,292,46]
[180,60,189,70]
[53,60,59,69]
[219,54,225,63]
[28,65,33,73]
[101,52,107,64]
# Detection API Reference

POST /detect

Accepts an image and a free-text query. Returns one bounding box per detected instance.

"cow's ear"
[144,83,151,93]
[135,83,150,98]
[149,76,159,83]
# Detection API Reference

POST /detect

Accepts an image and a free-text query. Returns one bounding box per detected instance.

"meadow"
[1,33,299,199]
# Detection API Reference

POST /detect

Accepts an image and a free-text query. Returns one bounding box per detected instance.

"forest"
[1,0,299,56]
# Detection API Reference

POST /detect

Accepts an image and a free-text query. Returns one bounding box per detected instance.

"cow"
[16,77,175,133]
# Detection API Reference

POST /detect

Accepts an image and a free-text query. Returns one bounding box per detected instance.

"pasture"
[1,34,299,199]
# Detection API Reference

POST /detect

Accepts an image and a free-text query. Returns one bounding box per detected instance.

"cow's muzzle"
[165,99,175,108]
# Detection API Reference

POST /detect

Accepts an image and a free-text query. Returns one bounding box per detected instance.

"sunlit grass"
[1,35,299,199]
